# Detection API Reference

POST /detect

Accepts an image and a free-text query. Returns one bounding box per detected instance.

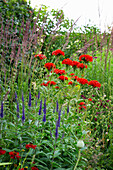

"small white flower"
[77,140,85,148]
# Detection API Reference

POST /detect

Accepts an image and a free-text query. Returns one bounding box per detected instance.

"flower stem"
[74,149,81,170]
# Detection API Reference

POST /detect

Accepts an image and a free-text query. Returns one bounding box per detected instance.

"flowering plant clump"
[9,151,21,159]
[62,58,73,66]
[71,76,78,81]
[44,63,56,70]
[47,81,56,85]
[53,68,66,75]
[25,143,37,149]
[68,81,73,85]
[79,54,93,62]
[41,82,48,86]
[77,78,88,85]
[88,80,101,88]
[77,63,87,69]
[71,61,80,68]
[79,102,85,106]
[58,75,68,81]
[35,54,47,60]
[52,49,65,56]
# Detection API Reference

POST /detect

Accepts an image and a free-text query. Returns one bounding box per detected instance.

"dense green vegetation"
[0,0,113,169]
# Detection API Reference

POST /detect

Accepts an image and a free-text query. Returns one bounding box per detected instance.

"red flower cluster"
[71,61,80,67]
[88,80,101,88]
[79,54,93,62]
[53,69,66,75]
[41,82,48,86]
[55,86,59,89]
[77,63,87,69]
[71,76,78,81]
[0,148,6,155]
[58,76,68,81]
[47,81,56,85]
[68,81,73,85]
[77,78,88,85]
[35,54,47,60]
[70,73,75,76]
[88,98,92,101]
[9,151,21,159]
[26,143,37,149]
[62,58,73,66]
[44,63,56,70]
[52,49,65,56]
[79,106,86,110]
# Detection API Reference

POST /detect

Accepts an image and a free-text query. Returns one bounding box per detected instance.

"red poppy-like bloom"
[19,168,25,170]
[26,143,37,150]
[62,58,73,66]
[31,166,39,170]
[41,82,48,86]
[79,106,86,110]
[58,76,68,81]
[79,54,93,62]
[88,98,92,101]
[77,78,88,85]
[55,86,59,89]
[35,54,47,60]
[53,69,66,75]
[71,61,80,67]
[70,73,75,76]
[77,63,87,69]
[9,151,21,159]
[47,81,56,85]
[52,49,65,56]
[79,102,85,106]
[0,148,6,155]
[88,80,101,88]
[44,63,56,71]
[68,81,73,85]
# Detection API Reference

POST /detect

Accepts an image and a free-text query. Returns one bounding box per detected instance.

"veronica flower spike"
[1,101,3,118]
[22,93,25,122]
[28,91,31,108]
[43,98,46,122]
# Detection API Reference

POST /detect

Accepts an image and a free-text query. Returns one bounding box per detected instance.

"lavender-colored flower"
[56,100,59,112]
[28,91,31,107]
[1,101,3,118]
[42,114,46,122]
[67,105,69,114]
[39,99,42,115]
[22,92,24,102]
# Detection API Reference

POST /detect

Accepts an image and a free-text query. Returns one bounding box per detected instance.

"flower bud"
[77,140,85,148]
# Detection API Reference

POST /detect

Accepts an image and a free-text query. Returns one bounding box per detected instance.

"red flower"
[94,118,97,121]
[58,76,68,81]
[0,148,6,155]
[9,151,21,159]
[79,106,86,110]
[53,69,66,75]
[77,78,88,85]
[47,81,56,85]
[26,143,37,149]
[31,166,39,170]
[79,54,93,62]
[71,61,80,67]
[88,80,101,88]
[44,63,56,71]
[41,82,48,86]
[62,58,73,66]
[70,73,75,76]
[79,102,85,105]
[19,168,25,170]
[55,86,59,89]
[68,81,73,85]
[71,76,78,81]
[88,98,92,101]
[77,63,87,69]
[35,54,47,60]
[52,49,65,56]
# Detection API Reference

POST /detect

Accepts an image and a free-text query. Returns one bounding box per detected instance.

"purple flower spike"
[15,92,20,118]
[58,109,61,127]
[38,91,40,99]
[1,101,3,118]
[22,92,24,102]
[53,108,55,113]
[42,114,46,122]
[55,121,59,140]
[15,92,17,101]
[67,105,69,114]
[56,100,59,112]
[39,99,42,115]
[28,91,31,107]
[43,98,46,122]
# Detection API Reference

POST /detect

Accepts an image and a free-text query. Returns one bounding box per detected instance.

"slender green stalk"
[74,149,81,170]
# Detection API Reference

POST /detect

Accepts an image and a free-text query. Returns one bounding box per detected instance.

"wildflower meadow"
[0,0,113,170]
